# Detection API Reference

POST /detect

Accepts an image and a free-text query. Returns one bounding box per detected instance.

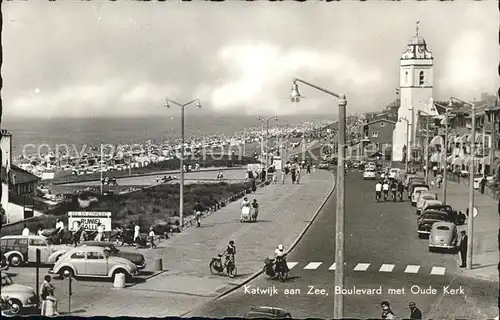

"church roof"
[409,35,426,46]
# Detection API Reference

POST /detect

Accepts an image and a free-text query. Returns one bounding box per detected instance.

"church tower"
[392,22,435,162]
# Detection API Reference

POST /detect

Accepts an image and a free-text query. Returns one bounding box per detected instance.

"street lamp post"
[165,98,202,230]
[258,116,278,175]
[409,106,415,169]
[434,101,456,205]
[450,97,477,270]
[418,110,432,185]
[399,117,410,172]
[290,78,347,318]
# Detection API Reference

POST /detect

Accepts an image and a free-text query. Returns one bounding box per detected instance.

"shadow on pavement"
[233,273,253,279]
[473,263,497,270]
[60,309,87,315]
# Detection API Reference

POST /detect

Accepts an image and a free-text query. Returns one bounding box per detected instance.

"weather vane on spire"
[416,21,420,36]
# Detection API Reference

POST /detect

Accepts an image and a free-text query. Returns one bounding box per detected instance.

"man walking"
[94,222,104,241]
[193,201,204,227]
[133,223,141,246]
[457,230,468,267]
[408,301,423,319]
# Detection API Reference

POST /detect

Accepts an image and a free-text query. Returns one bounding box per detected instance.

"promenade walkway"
[61,169,335,317]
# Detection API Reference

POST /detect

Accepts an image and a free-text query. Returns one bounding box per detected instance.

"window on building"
[405,71,408,84]
[380,122,386,127]
[419,71,424,85]
[372,131,379,138]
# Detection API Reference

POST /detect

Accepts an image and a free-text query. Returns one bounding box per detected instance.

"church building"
[392,22,439,162]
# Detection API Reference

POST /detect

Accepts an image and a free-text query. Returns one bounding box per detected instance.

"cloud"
[2,2,497,118]
[205,43,383,114]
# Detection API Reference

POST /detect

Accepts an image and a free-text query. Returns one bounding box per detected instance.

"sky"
[2,1,498,118]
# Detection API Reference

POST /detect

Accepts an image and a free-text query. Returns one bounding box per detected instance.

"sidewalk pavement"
[427,175,498,282]
[65,169,335,317]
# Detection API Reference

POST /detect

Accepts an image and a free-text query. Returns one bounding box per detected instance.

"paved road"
[8,170,334,317]
[58,168,247,186]
[188,171,497,319]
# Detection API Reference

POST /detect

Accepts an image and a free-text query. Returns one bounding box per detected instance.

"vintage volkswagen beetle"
[429,221,458,252]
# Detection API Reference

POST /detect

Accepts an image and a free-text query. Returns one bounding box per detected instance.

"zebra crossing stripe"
[404,265,420,274]
[430,267,446,275]
[328,262,336,270]
[353,263,370,271]
[379,264,395,272]
[304,262,323,270]
[287,262,298,270]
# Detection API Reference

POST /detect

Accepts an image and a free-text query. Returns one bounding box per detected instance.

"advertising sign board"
[273,157,282,170]
[68,211,112,231]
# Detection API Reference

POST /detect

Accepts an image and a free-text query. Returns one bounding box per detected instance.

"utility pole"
[467,103,475,270]
[100,143,103,194]
[442,110,449,205]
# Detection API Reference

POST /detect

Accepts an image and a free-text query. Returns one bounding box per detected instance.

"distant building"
[10,165,40,198]
[361,118,397,159]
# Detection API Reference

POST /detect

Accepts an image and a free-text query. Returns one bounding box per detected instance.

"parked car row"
[0,235,146,272]
[405,175,464,253]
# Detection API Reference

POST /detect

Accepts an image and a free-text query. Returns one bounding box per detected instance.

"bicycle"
[209,254,237,277]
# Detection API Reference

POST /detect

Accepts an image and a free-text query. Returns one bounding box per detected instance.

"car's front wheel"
[58,267,74,279]
[8,254,23,267]
[1,299,22,317]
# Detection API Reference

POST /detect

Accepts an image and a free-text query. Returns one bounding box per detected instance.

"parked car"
[47,241,146,270]
[420,199,442,215]
[416,192,438,214]
[422,204,463,225]
[1,272,38,316]
[473,176,494,189]
[49,246,139,281]
[366,162,376,170]
[244,306,292,318]
[318,162,329,169]
[388,168,400,179]
[429,221,458,252]
[363,169,377,180]
[417,210,454,238]
[411,186,430,206]
[0,235,73,267]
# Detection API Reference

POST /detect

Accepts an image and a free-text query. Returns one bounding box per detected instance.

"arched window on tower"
[405,71,409,84]
[419,71,424,85]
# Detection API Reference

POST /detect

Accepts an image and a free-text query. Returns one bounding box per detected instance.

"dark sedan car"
[417,210,454,238]
[78,241,146,270]
[423,204,463,225]
[244,306,292,319]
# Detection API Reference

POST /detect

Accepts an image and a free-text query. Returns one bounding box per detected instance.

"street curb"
[212,170,337,302]
[455,266,499,282]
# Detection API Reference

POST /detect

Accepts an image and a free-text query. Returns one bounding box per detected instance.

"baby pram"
[240,206,251,223]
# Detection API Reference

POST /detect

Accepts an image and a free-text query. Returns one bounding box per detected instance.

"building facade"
[392,22,437,162]
[361,118,396,158]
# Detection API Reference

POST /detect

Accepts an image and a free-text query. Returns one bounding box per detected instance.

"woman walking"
[251,199,259,222]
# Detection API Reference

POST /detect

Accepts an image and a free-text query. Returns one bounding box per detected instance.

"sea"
[3,114,335,157]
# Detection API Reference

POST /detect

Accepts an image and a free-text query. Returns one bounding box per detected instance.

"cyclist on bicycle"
[375,181,382,201]
[274,244,289,273]
[382,180,390,200]
[222,240,236,277]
